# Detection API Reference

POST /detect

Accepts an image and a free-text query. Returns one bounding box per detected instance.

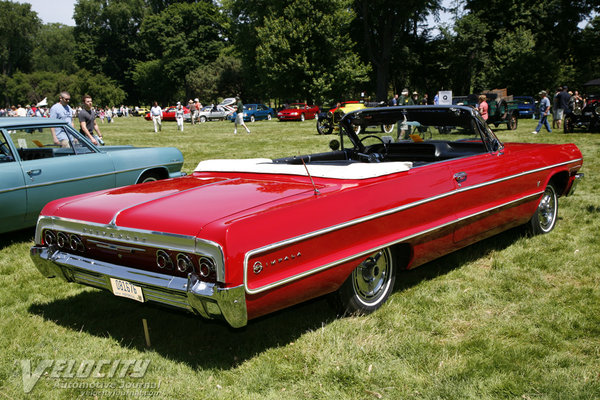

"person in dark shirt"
[79,94,104,145]
[555,86,571,129]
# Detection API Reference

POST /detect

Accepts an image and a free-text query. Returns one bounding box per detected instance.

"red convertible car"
[31,106,583,328]
[277,103,320,121]
[144,106,190,121]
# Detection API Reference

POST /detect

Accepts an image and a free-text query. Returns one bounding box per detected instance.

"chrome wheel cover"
[537,186,557,232]
[352,248,393,306]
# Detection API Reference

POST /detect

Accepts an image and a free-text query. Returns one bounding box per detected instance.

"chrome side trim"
[16,162,182,190]
[243,191,544,294]
[35,216,226,283]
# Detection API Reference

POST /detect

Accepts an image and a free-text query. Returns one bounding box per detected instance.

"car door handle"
[454,172,467,184]
[27,169,42,177]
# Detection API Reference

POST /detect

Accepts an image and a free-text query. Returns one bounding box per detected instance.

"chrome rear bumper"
[30,246,247,328]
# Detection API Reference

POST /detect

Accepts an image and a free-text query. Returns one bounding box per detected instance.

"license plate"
[110,278,144,303]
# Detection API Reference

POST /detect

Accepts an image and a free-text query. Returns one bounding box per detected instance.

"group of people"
[150,95,250,135]
[43,91,104,147]
[390,89,429,106]
[533,86,585,134]
[0,104,47,118]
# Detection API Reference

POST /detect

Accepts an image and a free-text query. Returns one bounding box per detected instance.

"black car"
[564,94,600,133]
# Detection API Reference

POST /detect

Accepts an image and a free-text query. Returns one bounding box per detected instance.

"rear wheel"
[336,247,396,315]
[564,116,574,133]
[528,183,558,234]
[137,171,163,184]
[316,118,333,135]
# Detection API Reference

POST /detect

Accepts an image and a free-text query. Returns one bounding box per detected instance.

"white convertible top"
[194,158,412,180]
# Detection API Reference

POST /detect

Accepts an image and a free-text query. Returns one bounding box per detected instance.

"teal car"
[0,118,185,233]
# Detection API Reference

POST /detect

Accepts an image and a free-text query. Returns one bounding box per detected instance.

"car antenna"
[301,157,320,196]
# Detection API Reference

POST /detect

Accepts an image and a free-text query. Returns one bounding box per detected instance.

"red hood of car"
[42,175,317,237]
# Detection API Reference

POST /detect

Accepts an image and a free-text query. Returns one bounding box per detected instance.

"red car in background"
[144,106,190,121]
[277,103,320,121]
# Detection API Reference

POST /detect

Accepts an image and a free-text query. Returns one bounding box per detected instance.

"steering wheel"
[0,139,10,157]
[358,135,388,162]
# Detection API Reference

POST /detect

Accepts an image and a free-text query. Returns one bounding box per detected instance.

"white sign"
[438,91,452,105]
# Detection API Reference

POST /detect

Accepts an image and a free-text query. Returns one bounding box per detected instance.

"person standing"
[399,89,414,105]
[175,101,184,131]
[150,101,163,132]
[532,90,552,134]
[194,98,202,123]
[49,91,75,147]
[555,86,571,129]
[552,87,561,129]
[233,96,250,134]
[477,94,489,121]
[188,100,195,124]
[78,94,104,145]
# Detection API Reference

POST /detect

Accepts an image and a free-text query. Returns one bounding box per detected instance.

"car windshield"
[343,106,500,153]
[289,104,304,109]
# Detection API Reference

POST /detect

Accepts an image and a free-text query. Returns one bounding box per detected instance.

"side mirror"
[329,139,340,151]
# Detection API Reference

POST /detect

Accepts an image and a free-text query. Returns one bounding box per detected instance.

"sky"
[17,0,76,26]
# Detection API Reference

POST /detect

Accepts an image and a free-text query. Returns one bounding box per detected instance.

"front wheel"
[300,114,305,122]
[507,112,518,130]
[250,115,255,123]
[199,116,207,123]
[267,114,272,121]
[528,183,558,234]
[316,118,333,135]
[381,123,395,134]
[336,247,396,315]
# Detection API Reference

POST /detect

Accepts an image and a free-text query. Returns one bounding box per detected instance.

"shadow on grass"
[28,227,525,370]
[395,226,525,290]
[0,227,35,251]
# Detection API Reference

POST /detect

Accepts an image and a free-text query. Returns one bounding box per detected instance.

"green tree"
[73,0,146,102]
[32,24,78,74]
[352,0,443,100]
[3,70,125,107]
[187,52,243,103]
[136,1,226,103]
[227,0,369,104]
[0,1,41,76]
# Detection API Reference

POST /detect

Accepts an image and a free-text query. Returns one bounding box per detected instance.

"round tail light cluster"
[43,230,86,253]
[156,250,173,270]
[176,253,193,273]
[198,257,215,278]
[44,230,56,246]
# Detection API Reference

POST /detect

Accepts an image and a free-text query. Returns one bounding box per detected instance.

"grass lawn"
[1,115,599,399]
